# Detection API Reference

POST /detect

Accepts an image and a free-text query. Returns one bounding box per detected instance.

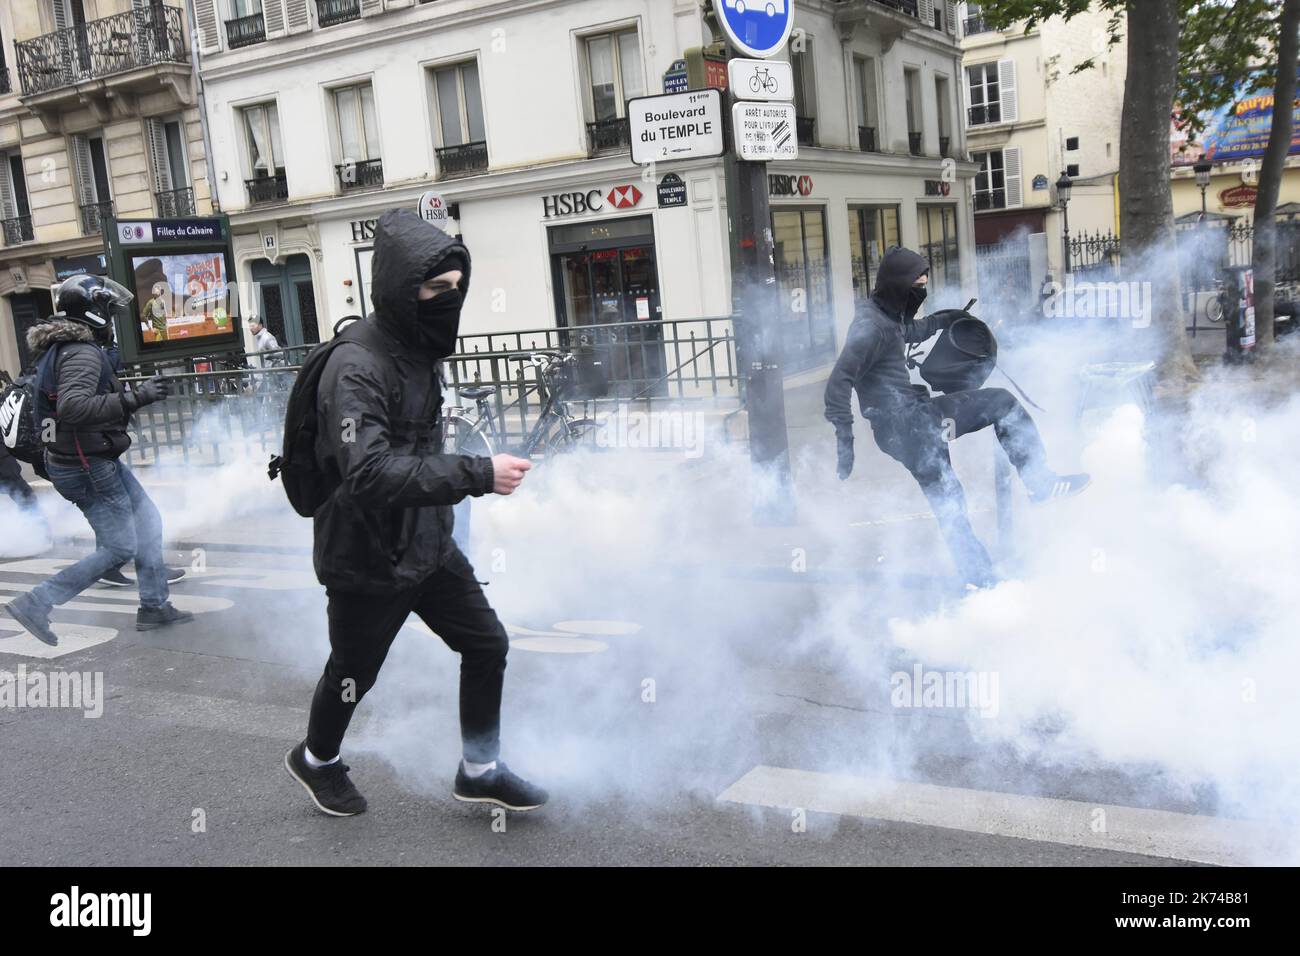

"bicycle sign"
[728,58,794,102]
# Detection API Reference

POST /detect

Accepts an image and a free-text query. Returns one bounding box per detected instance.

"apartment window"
[966,62,1000,126]
[241,102,287,204]
[793,49,816,145]
[431,60,487,177]
[973,146,1022,210]
[0,24,11,96]
[853,55,879,151]
[1067,163,1080,178]
[1066,136,1079,151]
[70,132,113,236]
[586,29,642,123]
[848,205,900,302]
[963,2,994,36]
[333,82,383,190]
[904,68,922,155]
[935,75,952,157]
[147,116,195,216]
[226,0,266,49]
[0,151,33,245]
[917,205,961,292]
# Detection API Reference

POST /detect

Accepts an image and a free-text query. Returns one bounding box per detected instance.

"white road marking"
[510,637,608,654]
[0,559,316,592]
[0,620,118,660]
[0,587,232,614]
[717,765,1284,866]
[552,620,643,636]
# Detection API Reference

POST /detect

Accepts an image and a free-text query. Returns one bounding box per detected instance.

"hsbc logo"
[543,184,643,218]
[769,174,814,197]
[607,184,642,209]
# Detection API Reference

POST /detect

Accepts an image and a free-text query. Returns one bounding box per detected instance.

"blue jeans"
[32,458,169,610]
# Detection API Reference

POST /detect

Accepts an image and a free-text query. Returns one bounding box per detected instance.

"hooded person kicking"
[825,246,1089,589]
[283,209,546,816]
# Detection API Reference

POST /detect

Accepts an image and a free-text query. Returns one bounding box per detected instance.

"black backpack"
[0,374,42,466]
[268,326,374,517]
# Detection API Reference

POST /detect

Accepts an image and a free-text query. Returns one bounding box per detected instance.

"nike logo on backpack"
[0,392,22,449]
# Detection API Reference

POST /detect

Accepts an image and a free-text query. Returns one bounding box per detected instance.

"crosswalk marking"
[0,620,118,659]
[0,587,232,614]
[718,765,1282,866]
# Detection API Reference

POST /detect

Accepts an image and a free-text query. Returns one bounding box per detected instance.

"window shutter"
[70,134,96,205]
[51,0,68,31]
[146,118,172,193]
[0,156,16,221]
[263,0,288,38]
[919,0,935,26]
[946,1,958,34]
[193,0,222,53]
[1003,146,1022,208]
[997,58,1018,123]
[285,0,312,33]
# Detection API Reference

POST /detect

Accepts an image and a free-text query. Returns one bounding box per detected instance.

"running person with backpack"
[2,274,193,646]
[276,209,546,816]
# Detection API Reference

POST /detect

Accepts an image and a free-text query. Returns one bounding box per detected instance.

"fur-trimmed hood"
[26,317,95,360]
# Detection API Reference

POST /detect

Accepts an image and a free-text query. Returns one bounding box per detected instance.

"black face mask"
[415,288,463,358]
[905,284,928,320]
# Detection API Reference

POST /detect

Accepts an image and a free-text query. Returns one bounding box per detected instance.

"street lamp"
[1194,158,1213,221]
[1056,171,1073,274]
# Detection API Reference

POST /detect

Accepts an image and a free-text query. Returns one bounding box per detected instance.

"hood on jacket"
[26,317,95,360]
[370,209,471,347]
[870,246,930,320]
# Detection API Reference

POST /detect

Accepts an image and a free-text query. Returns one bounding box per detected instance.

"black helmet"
[54,273,134,332]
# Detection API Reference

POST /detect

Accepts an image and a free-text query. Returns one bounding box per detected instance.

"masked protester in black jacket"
[3,275,191,647]
[825,246,1089,588]
[284,209,547,817]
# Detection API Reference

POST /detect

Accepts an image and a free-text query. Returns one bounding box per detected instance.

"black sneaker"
[453,761,548,811]
[3,594,58,647]
[136,602,195,631]
[102,566,187,588]
[284,742,368,817]
[99,567,133,588]
[1028,472,1092,504]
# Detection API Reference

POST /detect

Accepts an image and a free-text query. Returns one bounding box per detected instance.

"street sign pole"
[722,43,795,526]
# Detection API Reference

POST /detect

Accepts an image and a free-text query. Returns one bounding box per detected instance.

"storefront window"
[848,205,900,303]
[917,204,961,293]
[772,207,835,372]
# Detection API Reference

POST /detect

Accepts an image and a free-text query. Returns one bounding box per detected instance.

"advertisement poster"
[1172,68,1300,165]
[131,251,233,346]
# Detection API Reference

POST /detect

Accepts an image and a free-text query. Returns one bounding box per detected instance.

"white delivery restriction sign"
[628,89,725,165]
[732,101,798,161]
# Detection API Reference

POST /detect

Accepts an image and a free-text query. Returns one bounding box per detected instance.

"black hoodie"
[824,246,955,431]
[310,209,492,593]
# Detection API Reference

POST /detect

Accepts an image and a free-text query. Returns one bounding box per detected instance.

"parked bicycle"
[443,350,598,459]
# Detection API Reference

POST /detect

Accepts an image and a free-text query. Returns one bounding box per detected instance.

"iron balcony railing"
[80,200,113,236]
[436,141,488,178]
[858,125,877,152]
[973,189,1007,211]
[225,12,266,49]
[1,215,34,245]
[155,185,195,217]
[969,103,1001,126]
[246,170,288,205]
[317,0,362,28]
[796,116,816,146]
[908,131,923,156]
[870,0,919,18]
[587,116,631,155]
[336,157,384,191]
[964,14,995,36]
[15,4,186,97]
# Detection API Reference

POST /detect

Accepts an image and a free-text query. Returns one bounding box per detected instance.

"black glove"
[923,308,969,332]
[835,427,855,480]
[126,376,170,411]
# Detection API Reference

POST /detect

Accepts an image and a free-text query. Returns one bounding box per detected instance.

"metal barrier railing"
[119,318,740,463]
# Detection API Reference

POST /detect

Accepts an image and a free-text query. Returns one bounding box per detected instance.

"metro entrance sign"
[628,89,725,165]
[713,0,796,59]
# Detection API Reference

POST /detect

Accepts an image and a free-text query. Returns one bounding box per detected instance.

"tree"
[1179,0,1300,350]
[976,0,1197,385]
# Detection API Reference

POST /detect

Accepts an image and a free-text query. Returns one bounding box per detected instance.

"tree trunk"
[1119,0,1196,385]
[1251,0,1300,351]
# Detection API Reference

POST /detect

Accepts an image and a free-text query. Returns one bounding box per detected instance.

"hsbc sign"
[542,184,644,218]
[768,173,813,197]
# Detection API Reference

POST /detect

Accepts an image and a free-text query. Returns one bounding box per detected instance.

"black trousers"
[0,452,36,511]
[870,387,1052,584]
[306,566,509,764]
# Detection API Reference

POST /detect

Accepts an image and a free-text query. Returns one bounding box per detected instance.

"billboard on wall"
[1172,69,1300,165]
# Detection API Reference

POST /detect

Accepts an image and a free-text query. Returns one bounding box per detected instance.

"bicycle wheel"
[544,417,598,456]
[446,414,495,457]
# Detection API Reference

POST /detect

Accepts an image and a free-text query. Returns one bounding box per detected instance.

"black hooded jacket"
[824,247,957,432]
[26,319,140,466]
[311,209,494,594]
